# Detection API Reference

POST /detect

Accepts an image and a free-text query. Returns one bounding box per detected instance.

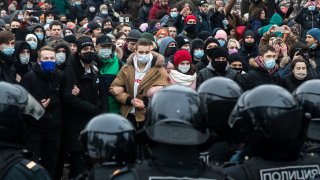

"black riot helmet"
[293,79,320,142]
[198,77,242,140]
[229,85,304,145]
[144,85,209,146]
[80,113,136,165]
[0,82,44,143]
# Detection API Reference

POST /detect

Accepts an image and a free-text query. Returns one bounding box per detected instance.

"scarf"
[99,55,120,75]
[169,70,197,87]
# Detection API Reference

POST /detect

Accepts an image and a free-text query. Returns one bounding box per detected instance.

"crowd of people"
[0,0,319,179]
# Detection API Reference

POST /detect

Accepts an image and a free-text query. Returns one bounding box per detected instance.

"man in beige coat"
[111,38,169,129]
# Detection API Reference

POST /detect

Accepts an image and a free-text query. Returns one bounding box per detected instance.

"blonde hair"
[227,38,240,49]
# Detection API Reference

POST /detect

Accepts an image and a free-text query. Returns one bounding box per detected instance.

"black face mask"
[211,60,228,73]
[167,47,177,57]
[11,28,18,34]
[244,42,255,49]
[184,24,196,33]
[102,28,113,34]
[231,67,242,74]
[81,51,97,64]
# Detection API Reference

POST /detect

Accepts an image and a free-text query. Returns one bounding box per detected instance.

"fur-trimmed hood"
[126,51,165,68]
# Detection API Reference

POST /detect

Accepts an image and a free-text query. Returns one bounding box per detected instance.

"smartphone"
[274,26,285,33]
[119,17,124,23]
[125,17,130,23]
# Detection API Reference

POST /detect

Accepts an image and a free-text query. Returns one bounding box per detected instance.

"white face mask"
[19,54,30,64]
[101,10,108,15]
[178,64,190,73]
[89,7,95,12]
[136,54,151,64]
[293,70,307,80]
[56,52,66,65]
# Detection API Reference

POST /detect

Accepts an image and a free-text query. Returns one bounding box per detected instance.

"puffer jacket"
[295,8,320,40]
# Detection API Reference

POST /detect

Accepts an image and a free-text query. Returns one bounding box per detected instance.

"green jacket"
[258,13,283,36]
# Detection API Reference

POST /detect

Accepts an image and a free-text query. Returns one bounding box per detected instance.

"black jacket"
[197,66,238,89]
[14,41,36,78]
[20,66,66,128]
[0,51,17,83]
[280,73,313,93]
[295,8,320,40]
[235,67,280,91]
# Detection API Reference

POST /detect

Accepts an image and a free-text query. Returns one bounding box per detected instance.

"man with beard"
[179,15,198,42]
[239,30,259,72]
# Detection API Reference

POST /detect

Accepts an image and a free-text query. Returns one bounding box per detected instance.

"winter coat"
[295,8,320,40]
[0,51,17,83]
[138,4,152,24]
[14,41,36,78]
[280,73,313,93]
[258,13,283,36]
[308,45,320,76]
[111,52,169,122]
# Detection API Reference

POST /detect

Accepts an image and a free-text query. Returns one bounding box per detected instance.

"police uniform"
[224,155,320,180]
[3,159,51,180]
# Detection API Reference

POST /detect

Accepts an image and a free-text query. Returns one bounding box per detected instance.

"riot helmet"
[198,77,242,140]
[80,113,136,165]
[229,85,303,144]
[0,82,44,143]
[144,85,209,146]
[293,79,320,142]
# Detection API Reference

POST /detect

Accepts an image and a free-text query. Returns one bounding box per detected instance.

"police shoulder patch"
[20,159,43,172]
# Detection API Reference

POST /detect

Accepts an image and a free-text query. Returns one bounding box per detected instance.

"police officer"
[198,77,243,165]
[78,113,137,180]
[0,82,50,179]
[224,85,320,180]
[132,85,226,179]
[293,79,320,156]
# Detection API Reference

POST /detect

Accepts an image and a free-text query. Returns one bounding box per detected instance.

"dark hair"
[289,42,309,60]
[251,8,264,20]
[259,45,276,56]
[115,32,127,40]
[290,58,308,72]
[135,38,151,49]
[10,18,21,25]
[49,20,63,29]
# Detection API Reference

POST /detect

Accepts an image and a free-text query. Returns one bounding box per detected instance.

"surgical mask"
[309,43,317,49]
[98,48,112,58]
[74,1,81,5]
[228,49,238,54]
[178,64,190,73]
[170,12,178,18]
[35,33,44,40]
[308,5,316,11]
[263,58,276,70]
[27,41,37,50]
[194,50,204,59]
[27,5,33,8]
[101,10,108,15]
[18,15,23,20]
[293,70,307,80]
[218,40,226,47]
[46,18,54,24]
[156,39,162,46]
[40,60,56,73]
[136,54,151,64]
[56,52,66,65]
[19,54,30,64]
[89,7,95,12]
[2,46,15,56]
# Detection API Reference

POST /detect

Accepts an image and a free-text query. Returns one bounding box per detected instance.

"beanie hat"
[87,21,101,31]
[99,4,108,12]
[77,36,94,52]
[244,29,255,38]
[191,39,204,50]
[126,30,141,41]
[214,30,227,42]
[26,34,38,44]
[227,53,243,64]
[307,28,320,42]
[64,35,77,44]
[207,47,229,60]
[204,37,220,49]
[0,31,15,43]
[93,16,103,22]
[174,49,192,66]
[185,15,197,24]
[198,31,212,41]
[175,35,190,49]
[77,14,87,25]
[141,32,155,43]
[20,42,31,51]
[8,4,16,12]
[155,29,169,38]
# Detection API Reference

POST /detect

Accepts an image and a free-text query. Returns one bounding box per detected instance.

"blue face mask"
[2,46,15,56]
[170,12,178,18]
[40,60,56,73]
[218,39,226,47]
[194,50,204,59]
[27,41,37,50]
[308,5,316,11]
[263,58,276,70]
[309,43,317,49]
[98,48,112,58]
[35,33,44,40]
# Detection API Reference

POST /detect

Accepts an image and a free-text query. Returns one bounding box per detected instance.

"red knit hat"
[174,49,192,66]
[185,15,197,24]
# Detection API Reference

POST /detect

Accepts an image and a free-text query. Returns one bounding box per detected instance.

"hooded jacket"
[149,1,170,20]
[159,37,176,61]
[0,49,17,83]
[14,41,36,78]
[258,13,283,36]
[111,51,169,122]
